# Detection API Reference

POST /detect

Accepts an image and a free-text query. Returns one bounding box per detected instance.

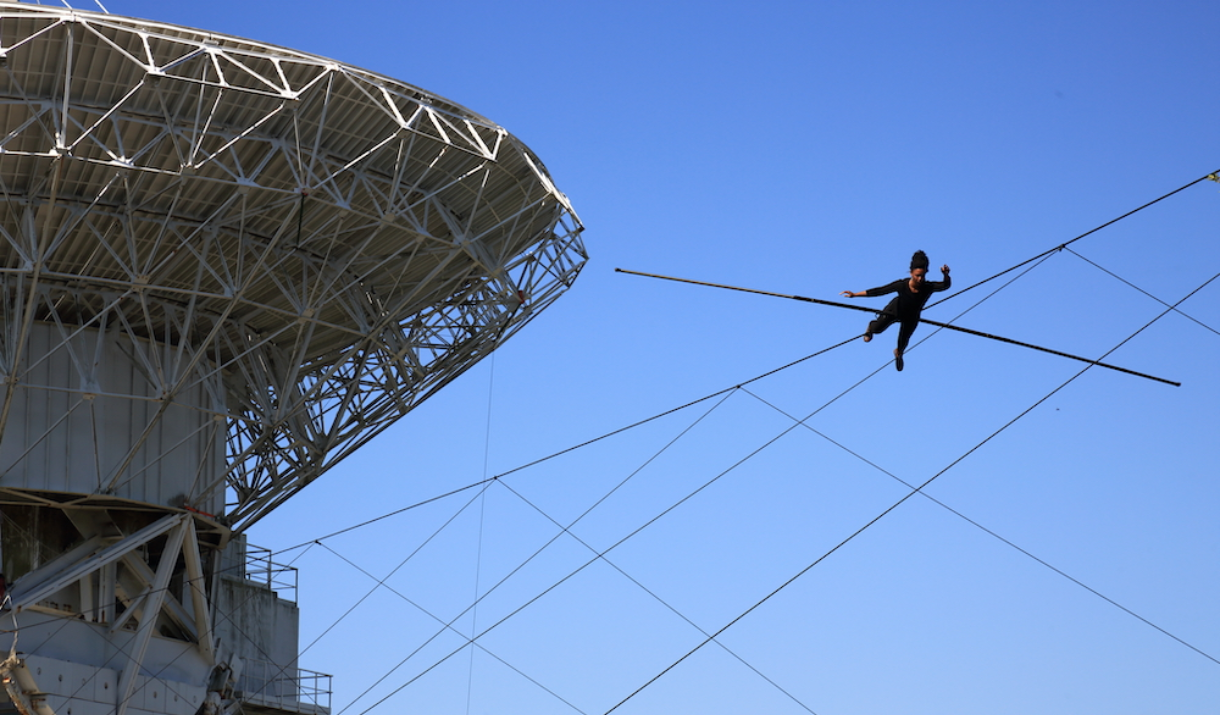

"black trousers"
[868,311,919,353]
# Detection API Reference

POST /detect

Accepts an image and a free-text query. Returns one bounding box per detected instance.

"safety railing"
[244,544,298,600]
[235,657,332,714]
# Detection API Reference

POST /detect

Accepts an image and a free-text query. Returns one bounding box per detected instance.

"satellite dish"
[0,5,586,713]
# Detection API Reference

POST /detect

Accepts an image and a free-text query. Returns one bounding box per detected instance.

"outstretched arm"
[844,279,903,298]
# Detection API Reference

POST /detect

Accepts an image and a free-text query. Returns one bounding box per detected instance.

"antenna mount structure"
[0,4,587,714]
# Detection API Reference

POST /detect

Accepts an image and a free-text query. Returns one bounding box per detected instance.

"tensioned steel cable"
[497,479,821,715]
[303,485,489,669]
[351,401,832,714]
[602,271,1220,714]
[738,383,1220,670]
[284,342,853,714]
[353,317,951,712]
[467,354,498,715]
[347,349,892,713]
[1063,247,1220,336]
[926,169,1220,310]
[336,390,741,715]
[270,336,860,558]
[316,540,590,715]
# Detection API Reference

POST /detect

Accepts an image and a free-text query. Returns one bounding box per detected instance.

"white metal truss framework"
[0,3,588,531]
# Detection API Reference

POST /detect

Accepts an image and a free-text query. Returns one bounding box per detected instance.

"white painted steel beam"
[9,513,184,613]
[115,518,186,715]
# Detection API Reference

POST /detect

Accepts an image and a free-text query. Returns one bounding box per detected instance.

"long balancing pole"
[616,268,1179,387]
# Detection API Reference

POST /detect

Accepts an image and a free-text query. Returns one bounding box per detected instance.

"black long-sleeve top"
[864,275,951,319]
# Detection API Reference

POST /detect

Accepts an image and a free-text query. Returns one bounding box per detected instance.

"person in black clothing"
[840,250,951,371]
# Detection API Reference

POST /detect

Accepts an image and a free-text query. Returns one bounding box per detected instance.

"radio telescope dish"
[0,4,586,713]
[0,2,586,530]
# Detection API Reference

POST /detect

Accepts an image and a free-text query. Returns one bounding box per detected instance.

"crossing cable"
[491,386,820,713]
[338,391,741,715]
[737,383,1219,671]
[1063,247,1220,337]
[925,168,1220,310]
[266,340,861,712]
[353,316,932,714]
[352,402,825,715]
[315,541,590,715]
[270,336,860,559]
[602,271,1220,714]
[348,339,887,715]
[467,354,498,714]
[307,484,489,677]
[300,277,1001,712]
[496,479,820,715]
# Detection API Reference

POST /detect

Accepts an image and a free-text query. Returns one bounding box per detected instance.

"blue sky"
[98,1,1220,712]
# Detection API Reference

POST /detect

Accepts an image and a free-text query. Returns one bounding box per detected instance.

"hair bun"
[910,250,930,271]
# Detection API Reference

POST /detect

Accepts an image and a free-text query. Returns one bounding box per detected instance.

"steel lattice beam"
[0,3,587,530]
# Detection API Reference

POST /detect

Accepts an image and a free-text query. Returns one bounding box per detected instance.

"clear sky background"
[91,1,1220,713]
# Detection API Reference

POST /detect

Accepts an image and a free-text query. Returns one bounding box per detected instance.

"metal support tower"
[0,4,587,714]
